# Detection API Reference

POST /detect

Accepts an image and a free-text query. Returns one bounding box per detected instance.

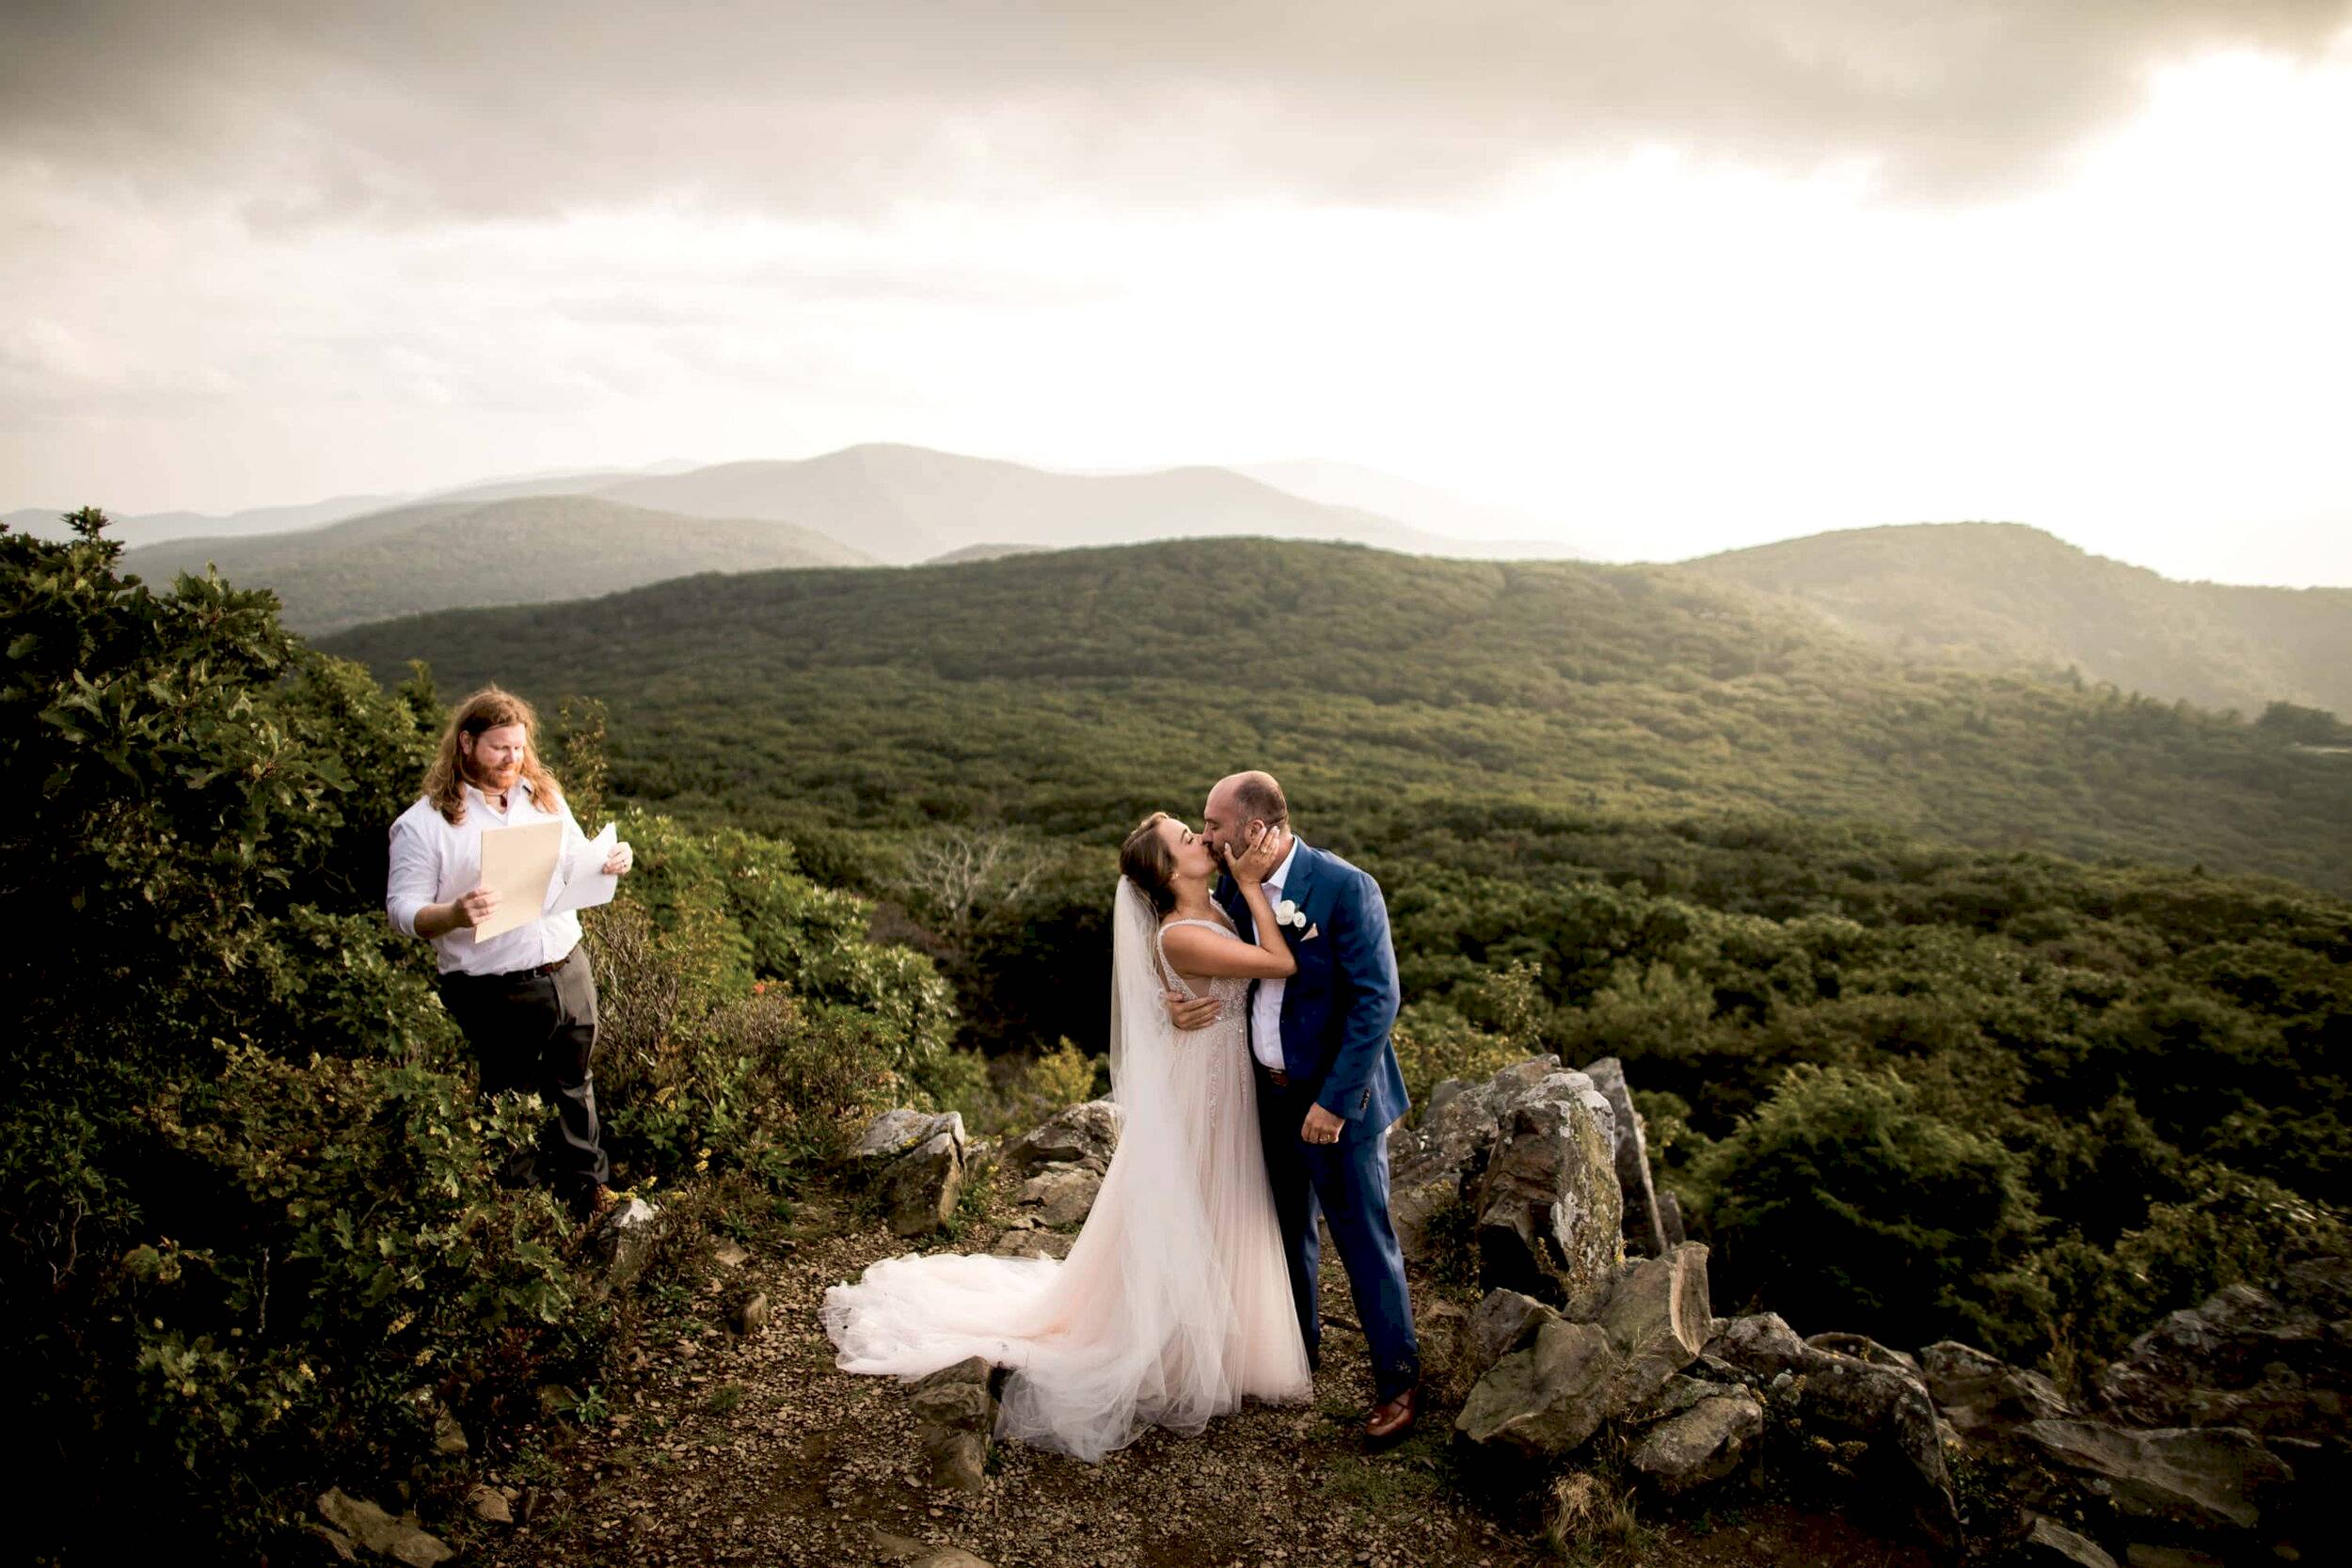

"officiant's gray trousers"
[438,943,612,1212]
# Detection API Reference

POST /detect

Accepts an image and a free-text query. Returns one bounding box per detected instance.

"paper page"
[547,822,620,918]
[473,819,564,940]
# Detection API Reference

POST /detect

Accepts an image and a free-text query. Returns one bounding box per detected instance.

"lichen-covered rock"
[854,1109,968,1236]
[1656,1188,1688,1248]
[1455,1243,1713,1460]
[1806,1331,1918,1373]
[2020,1419,2291,1541]
[1473,1076,1622,1314]
[1017,1163,1102,1228]
[2095,1259,2352,1441]
[1581,1055,1666,1257]
[2017,1515,2119,1568]
[1793,1341,1963,1558]
[987,1221,1073,1260]
[1389,1057,1560,1264]
[1705,1311,1809,1378]
[1628,1391,1764,1494]
[1004,1101,1120,1177]
[1463,1288,1558,1386]
[1632,1373,1722,1423]
[1920,1339,2072,1434]
[908,1356,998,1494]
[1454,1317,1621,1457]
[1594,1243,1712,1418]
[592,1195,666,1286]
[313,1490,452,1568]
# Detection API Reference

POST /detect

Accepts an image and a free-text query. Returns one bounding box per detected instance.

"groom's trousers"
[1255,1066,1421,1402]
[438,943,612,1213]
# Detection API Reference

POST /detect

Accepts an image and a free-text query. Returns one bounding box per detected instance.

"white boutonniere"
[1276,898,1307,929]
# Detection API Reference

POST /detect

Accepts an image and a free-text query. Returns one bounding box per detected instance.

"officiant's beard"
[460,752,521,794]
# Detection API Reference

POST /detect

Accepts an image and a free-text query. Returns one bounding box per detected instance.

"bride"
[821,812,1311,1460]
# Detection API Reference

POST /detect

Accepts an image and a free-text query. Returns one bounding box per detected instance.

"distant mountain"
[6,492,405,547]
[420,469,655,505]
[321,537,2352,895]
[924,543,1049,566]
[120,495,871,635]
[1236,459,1592,560]
[592,443,1535,564]
[1678,522,2352,716]
[4,460,707,549]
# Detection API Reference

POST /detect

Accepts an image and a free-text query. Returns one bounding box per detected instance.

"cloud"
[5,1,2348,227]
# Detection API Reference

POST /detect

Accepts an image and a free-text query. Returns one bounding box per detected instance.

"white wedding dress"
[821,879,1311,1461]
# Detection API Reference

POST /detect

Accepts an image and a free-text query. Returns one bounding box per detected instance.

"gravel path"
[461,1178,1938,1568]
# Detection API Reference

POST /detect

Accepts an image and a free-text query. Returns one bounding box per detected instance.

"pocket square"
[1300,924,1320,942]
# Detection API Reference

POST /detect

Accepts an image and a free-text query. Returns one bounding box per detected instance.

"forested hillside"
[120,493,870,634]
[1681,521,2352,716]
[325,538,2352,894]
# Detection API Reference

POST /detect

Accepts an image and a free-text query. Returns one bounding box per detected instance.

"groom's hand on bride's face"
[1163,990,1222,1032]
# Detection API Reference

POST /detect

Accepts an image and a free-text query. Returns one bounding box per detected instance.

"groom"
[1171,770,1421,1439]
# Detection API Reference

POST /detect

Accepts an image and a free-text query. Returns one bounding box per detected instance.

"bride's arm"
[1161,831,1297,980]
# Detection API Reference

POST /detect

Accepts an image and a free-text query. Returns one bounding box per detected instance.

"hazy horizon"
[15,441,2351,593]
[6,2,2349,587]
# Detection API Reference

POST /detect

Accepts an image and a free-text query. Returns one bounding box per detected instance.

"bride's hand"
[1223,824,1280,886]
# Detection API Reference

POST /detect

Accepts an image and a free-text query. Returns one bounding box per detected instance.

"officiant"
[386,685,634,1222]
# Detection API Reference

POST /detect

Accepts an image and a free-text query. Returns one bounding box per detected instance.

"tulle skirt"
[822,1021,1310,1461]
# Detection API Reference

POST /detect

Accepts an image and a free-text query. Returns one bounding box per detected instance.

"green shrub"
[0,515,936,1556]
[1692,1064,2042,1346]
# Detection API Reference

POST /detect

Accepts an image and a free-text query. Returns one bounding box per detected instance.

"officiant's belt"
[447,945,580,985]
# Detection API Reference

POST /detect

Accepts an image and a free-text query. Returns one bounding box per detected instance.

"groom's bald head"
[1203,770,1289,859]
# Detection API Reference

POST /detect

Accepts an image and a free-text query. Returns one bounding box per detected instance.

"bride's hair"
[1119,812,1179,915]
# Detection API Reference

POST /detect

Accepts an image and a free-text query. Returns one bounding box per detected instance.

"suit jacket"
[1216,837,1410,1130]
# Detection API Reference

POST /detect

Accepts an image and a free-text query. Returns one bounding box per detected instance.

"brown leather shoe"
[1365,1384,1420,1443]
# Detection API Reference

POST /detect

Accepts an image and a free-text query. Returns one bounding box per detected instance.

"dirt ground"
[457,1177,1943,1568]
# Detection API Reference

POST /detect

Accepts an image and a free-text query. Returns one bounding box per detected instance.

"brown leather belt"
[1258,1065,1294,1089]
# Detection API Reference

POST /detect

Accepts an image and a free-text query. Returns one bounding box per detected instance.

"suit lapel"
[1274,840,1317,1037]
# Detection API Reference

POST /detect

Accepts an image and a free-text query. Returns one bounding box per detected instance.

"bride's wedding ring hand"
[1225,824,1280,884]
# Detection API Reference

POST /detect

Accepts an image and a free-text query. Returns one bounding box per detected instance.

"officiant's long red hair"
[422,685,566,824]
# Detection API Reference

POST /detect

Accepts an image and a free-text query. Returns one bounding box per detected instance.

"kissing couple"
[823,771,1422,1459]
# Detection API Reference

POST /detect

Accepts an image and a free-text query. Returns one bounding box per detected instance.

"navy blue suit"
[1217,839,1419,1400]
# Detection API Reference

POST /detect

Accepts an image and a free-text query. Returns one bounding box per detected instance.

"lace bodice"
[1156,914,1252,1014]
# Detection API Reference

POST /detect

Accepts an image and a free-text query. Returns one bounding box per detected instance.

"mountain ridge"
[319,535,2352,895]
[1679,520,2352,715]
[121,493,870,634]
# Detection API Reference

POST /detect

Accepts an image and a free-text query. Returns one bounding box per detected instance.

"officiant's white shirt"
[1248,836,1301,1071]
[387,780,589,976]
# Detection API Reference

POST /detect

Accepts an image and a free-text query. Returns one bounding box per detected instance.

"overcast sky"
[5,1,2349,584]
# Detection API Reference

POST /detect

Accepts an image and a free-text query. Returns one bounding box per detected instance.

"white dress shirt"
[1248,835,1301,1070]
[387,779,588,976]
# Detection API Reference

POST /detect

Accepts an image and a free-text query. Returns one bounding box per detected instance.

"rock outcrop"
[1390,1055,1624,1312]
[1582,1056,1667,1257]
[1902,1261,2350,1565]
[1454,1243,1717,1464]
[907,1355,999,1494]
[853,1109,968,1236]
[1706,1317,1963,1557]
[1004,1100,1120,1177]
[313,1489,453,1568]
